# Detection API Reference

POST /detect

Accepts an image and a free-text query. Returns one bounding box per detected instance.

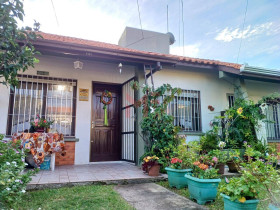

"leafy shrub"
[0,134,38,207]
[200,131,219,153]
[132,83,182,170]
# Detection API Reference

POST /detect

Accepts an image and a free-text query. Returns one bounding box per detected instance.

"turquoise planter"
[165,167,192,189]
[269,203,280,210]
[185,174,221,205]
[221,194,259,210]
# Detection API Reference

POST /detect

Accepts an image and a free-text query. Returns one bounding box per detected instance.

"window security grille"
[228,94,235,108]
[7,75,77,136]
[166,90,201,132]
[265,103,280,141]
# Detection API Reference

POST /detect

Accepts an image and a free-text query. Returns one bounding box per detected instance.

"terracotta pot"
[148,164,160,176]
[227,161,240,173]
[214,163,225,174]
[46,127,50,133]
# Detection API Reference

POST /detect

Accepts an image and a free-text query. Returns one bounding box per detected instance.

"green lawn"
[11,185,133,210]
[157,181,270,210]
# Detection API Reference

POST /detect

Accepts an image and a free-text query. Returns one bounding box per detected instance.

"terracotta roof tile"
[36,32,242,70]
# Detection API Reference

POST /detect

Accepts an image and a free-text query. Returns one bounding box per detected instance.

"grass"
[157,181,271,210]
[11,185,133,210]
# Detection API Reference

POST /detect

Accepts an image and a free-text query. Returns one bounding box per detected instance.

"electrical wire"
[50,0,59,27]
[237,0,249,63]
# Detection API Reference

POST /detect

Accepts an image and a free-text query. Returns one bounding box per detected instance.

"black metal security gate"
[121,77,136,162]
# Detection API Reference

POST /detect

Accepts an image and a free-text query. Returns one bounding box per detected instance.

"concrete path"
[115,183,208,210]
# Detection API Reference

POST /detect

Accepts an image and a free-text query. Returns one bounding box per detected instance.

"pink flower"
[212,157,218,163]
[34,119,39,123]
[35,123,38,127]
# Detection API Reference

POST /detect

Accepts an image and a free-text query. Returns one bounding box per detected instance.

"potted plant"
[165,139,196,189]
[142,155,161,176]
[30,115,54,133]
[226,149,241,173]
[209,149,227,174]
[165,157,192,189]
[185,159,221,205]
[219,176,259,210]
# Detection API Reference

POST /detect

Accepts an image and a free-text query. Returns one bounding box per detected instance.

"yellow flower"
[239,197,246,203]
[147,156,151,160]
[237,107,243,115]
[163,129,166,132]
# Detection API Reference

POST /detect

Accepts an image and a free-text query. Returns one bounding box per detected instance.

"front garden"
[134,82,280,210]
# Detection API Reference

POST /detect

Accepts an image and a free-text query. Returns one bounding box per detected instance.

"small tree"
[0,0,40,87]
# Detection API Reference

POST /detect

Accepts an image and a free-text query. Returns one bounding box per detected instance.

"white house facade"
[1,29,280,166]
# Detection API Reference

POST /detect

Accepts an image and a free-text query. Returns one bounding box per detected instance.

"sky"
[22,0,280,69]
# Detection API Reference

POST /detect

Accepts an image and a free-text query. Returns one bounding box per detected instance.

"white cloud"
[170,43,201,57]
[215,22,274,42]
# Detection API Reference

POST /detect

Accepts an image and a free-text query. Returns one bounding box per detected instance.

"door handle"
[91,121,95,129]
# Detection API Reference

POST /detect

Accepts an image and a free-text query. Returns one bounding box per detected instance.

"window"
[7,75,77,136]
[227,94,235,108]
[166,89,201,132]
[265,102,280,141]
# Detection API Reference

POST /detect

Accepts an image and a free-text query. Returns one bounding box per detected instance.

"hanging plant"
[101,90,113,126]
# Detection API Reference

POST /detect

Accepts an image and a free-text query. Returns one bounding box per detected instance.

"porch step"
[27,175,167,190]
[115,183,208,210]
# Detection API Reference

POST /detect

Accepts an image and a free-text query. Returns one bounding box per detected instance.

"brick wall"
[55,142,75,165]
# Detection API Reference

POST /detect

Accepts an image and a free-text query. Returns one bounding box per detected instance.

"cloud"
[215,22,274,42]
[170,43,201,57]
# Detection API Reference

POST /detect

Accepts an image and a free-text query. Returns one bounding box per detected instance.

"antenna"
[181,0,185,56]
[167,5,169,32]
[50,0,59,27]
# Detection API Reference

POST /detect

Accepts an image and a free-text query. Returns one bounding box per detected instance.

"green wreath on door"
[101,90,113,126]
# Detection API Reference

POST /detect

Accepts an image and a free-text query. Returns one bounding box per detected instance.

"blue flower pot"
[221,194,259,210]
[165,167,192,189]
[185,174,221,205]
[269,203,280,210]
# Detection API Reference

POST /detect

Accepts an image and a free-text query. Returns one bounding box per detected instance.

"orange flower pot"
[148,164,160,176]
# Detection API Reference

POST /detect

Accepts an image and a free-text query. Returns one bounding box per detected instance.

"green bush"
[0,134,38,207]
[200,131,219,153]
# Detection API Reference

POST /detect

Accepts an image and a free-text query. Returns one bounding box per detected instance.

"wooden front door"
[90,83,121,162]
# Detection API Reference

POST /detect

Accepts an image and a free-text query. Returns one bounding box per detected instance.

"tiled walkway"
[29,161,165,185]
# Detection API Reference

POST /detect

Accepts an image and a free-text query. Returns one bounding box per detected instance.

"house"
[0,27,279,166]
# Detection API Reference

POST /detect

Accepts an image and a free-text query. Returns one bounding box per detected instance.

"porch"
[27,161,166,190]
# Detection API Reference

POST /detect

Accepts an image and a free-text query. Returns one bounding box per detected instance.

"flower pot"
[227,161,240,173]
[185,174,221,205]
[214,163,225,174]
[221,194,259,210]
[148,164,160,176]
[36,127,45,133]
[165,167,192,189]
[269,203,280,210]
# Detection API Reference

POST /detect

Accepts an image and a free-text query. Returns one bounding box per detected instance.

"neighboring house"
[0,27,279,166]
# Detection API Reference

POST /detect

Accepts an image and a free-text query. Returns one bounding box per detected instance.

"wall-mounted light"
[118,63,122,74]
[74,60,83,70]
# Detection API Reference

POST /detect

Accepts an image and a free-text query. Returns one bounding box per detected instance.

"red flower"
[171,158,178,164]
[43,120,47,123]
[171,157,182,164]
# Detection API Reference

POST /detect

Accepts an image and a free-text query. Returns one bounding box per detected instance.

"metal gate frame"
[121,77,136,163]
